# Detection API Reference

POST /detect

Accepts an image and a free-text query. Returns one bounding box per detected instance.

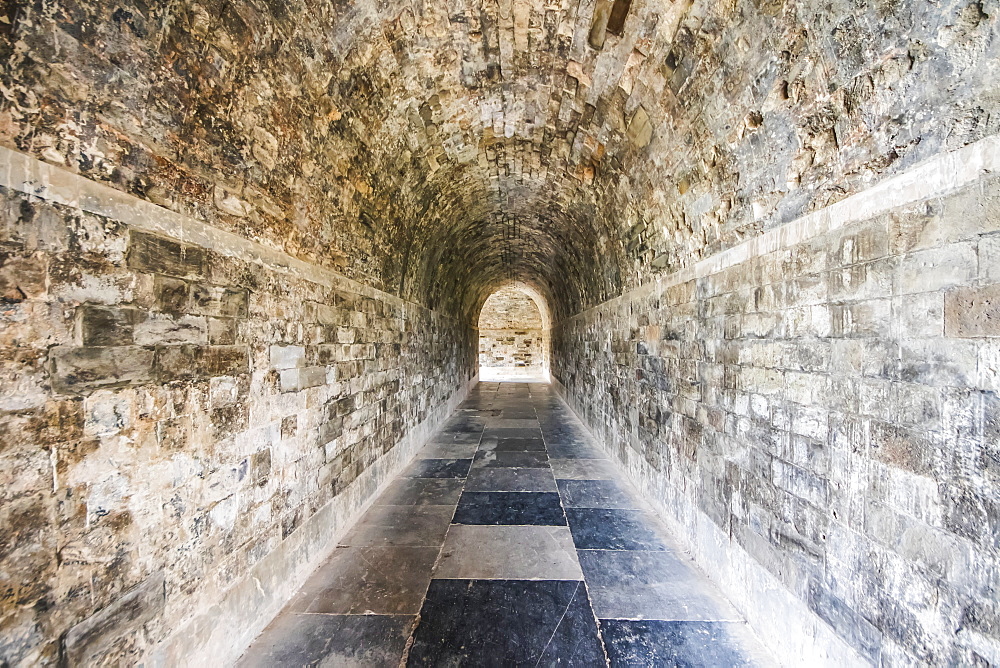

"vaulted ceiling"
[3,0,995,320]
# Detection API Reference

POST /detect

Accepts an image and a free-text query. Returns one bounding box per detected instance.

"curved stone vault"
[4,0,995,321]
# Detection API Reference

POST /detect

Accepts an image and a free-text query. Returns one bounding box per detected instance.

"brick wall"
[0,185,475,665]
[478,287,546,372]
[552,170,1000,666]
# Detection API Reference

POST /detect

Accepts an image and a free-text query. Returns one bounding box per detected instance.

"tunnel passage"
[477,284,551,381]
[1,0,999,666]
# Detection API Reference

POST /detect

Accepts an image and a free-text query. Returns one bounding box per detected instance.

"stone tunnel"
[0,0,998,665]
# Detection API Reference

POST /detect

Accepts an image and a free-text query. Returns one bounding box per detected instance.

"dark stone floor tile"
[465,468,558,492]
[473,450,550,469]
[407,580,604,666]
[427,431,483,445]
[442,422,486,435]
[237,614,414,668]
[406,458,472,478]
[565,508,667,551]
[499,411,537,419]
[599,620,769,667]
[453,491,566,525]
[558,479,637,509]
[377,478,465,506]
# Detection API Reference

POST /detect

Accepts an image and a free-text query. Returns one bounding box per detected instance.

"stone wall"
[479,330,545,370]
[478,287,546,372]
[0,164,475,665]
[552,138,1000,666]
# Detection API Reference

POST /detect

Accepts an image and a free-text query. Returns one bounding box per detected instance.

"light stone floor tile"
[434,525,583,580]
[550,458,620,480]
[287,546,439,615]
[464,467,558,492]
[578,550,742,622]
[339,505,454,547]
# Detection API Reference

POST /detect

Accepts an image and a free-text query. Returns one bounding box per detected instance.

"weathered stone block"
[299,366,327,389]
[128,231,203,278]
[0,253,47,301]
[270,345,305,370]
[156,345,248,381]
[134,313,207,345]
[207,317,237,345]
[899,243,977,295]
[63,571,165,665]
[154,275,189,313]
[251,448,271,487]
[281,415,297,438]
[79,305,141,346]
[50,346,155,394]
[190,284,248,318]
[945,284,1000,338]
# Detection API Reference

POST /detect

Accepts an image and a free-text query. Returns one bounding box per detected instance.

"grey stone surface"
[579,550,741,622]
[550,458,620,480]
[465,468,559,492]
[435,525,583,580]
[378,479,465,506]
[339,506,455,548]
[289,546,439,615]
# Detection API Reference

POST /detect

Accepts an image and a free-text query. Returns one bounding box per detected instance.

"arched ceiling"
[3,0,996,321]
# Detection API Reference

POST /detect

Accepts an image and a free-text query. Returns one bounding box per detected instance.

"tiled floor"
[238,382,775,667]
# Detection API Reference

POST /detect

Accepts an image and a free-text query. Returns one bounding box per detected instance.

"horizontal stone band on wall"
[0,146,476,665]
[563,134,1000,325]
[552,137,1000,666]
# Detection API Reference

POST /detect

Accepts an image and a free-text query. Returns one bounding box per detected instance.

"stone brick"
[945,284,1000,338]
[154,275,189,313]
[128,231,203,278]
[281,415,297,438]
[78,305,141,346]
[50,346,155,394]
[156,345,249,381]
[270,345,305,370]
[207,318,237,345]
[899,243,978,295]
[134,314,207,346]
[190,284,249,318]
[0,253,47,302]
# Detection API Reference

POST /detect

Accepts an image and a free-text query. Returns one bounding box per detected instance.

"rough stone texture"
[2,0,998,321]
[478,286,545,371]
[0,186,473,666]
[1,0,999,665]
[553,174,1000,667]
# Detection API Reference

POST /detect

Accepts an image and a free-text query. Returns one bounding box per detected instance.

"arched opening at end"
[476,283,551,383]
